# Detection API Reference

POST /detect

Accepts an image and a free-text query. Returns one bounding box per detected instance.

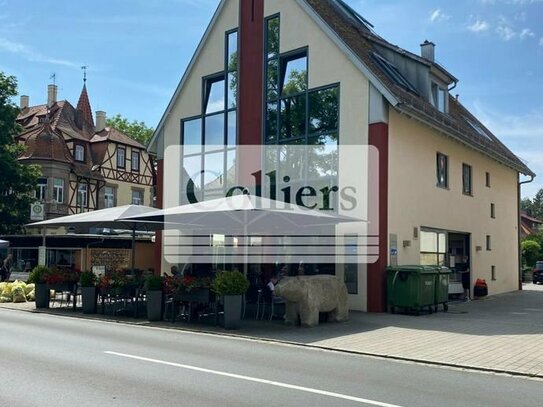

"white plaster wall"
[388,110,520,296]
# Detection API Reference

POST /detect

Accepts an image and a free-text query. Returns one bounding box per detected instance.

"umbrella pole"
[131,225,136,275]
[243,221,248,277]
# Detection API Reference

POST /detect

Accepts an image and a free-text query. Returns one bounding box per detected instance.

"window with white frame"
[74,144,85,162]
[36,178,47,201]
[131,150,140,172]
[104,186,115,208]
[132,190,143,205]
[53,178,64,203]
[431,82,447,113]
[77,183,88,208]
[117,147,126,168]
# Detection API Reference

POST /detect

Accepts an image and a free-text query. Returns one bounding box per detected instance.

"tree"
[106,114,154,146]
[531,189,543,220]
[522,189,543,219]
[521,240,541,267]
[0,72,41,234]
[521,197,533,216]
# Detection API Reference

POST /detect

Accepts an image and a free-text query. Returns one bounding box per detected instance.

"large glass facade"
[264,16,340,208]
[181,29,238,202]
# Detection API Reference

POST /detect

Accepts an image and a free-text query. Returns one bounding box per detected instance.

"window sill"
[463,192,473,197]
[436,185,449,190]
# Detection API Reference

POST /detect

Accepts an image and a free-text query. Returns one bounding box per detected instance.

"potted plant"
[28,266,50,309]
[80,271,98,314]
[212,270,250,330]
[145,274,164,322]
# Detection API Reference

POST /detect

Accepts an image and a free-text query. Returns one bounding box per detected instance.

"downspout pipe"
[518,174,535,290]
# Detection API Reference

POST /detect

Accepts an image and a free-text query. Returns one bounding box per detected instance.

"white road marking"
[105,351,406,407]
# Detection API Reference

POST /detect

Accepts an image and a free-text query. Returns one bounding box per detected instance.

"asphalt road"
[2,308,542,407]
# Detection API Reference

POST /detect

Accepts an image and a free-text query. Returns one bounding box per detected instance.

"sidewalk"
[2,285,543,378]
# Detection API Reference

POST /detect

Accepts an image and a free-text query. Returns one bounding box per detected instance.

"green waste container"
[435,266,451,312]
[387,266,438,315]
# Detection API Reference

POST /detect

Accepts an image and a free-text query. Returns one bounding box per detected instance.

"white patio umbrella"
[0,239,9,249]
[122,195,363,272]
[27,205,162,273]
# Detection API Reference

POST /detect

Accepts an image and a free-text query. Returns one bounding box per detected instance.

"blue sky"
[0,0,541,197]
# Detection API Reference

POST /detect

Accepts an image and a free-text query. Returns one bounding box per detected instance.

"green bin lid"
[386,265,439,274]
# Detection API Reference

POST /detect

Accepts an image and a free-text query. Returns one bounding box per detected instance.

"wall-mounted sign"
[30,203,45,221]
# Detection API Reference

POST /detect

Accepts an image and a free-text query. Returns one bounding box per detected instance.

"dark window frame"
[486,235,492,251]
[179,28,239,200]
[462,163,473,196]
[117,146,126,169]
[74,143,85,162]
[486,172,491,188]
[436,152,449,189]
[491,203,496,219]
[131,149,140,172]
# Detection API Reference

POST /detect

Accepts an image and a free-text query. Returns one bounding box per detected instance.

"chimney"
[20,95,29,109]
[420,40,435,62]
[47,84,57,108]
[95,111,106,132]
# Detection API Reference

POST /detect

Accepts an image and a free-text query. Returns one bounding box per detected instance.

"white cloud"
[429,9,450,23]
[468,20,490,32]
[497,24,517,40]
[520,28,535,38]
[0,37,78,68]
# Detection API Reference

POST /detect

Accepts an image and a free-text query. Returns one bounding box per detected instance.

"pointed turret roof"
[76,83,94,127]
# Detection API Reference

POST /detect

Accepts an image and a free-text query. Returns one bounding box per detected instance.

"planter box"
[48,282,76,293]
[146,290,163,321]
[174,288,213,303]
[223,295,242,330]
[35,283,49,309]
[81,286,98,314]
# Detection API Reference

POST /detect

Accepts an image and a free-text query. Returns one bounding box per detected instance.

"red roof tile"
[76,84,94,127]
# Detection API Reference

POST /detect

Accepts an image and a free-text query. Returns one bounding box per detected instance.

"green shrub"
[28,266,50,284]
[211,271,249,296]
[79,271,97,288]
[521,240,541,267]
[145,275,163,291]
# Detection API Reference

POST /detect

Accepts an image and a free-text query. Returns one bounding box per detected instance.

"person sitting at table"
[171,265,180,277]
[262,272,285,319]
[277,263,289,279]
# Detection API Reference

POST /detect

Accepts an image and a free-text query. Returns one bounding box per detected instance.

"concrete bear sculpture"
[275,275,349,327]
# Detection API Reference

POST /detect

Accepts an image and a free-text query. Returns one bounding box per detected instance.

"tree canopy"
[0,72,41,234]
[106,114,154,146]
[522,189,543,219]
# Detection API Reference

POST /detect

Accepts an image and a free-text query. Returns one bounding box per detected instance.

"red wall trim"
[154,159,164,275]
[238,0,264,147]
[367,122,389,312]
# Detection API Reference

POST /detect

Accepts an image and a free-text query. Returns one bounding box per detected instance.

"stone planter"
[223,295,242,330]
[35,283,49,309]
[81,286,98,314]
[146,290,163,321]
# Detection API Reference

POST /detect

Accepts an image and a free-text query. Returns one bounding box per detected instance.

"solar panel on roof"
[371,53,418,94]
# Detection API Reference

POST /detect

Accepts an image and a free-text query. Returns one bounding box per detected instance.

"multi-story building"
[16,83,154,217]
[148,0,534,311]
[2,82,155,273]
